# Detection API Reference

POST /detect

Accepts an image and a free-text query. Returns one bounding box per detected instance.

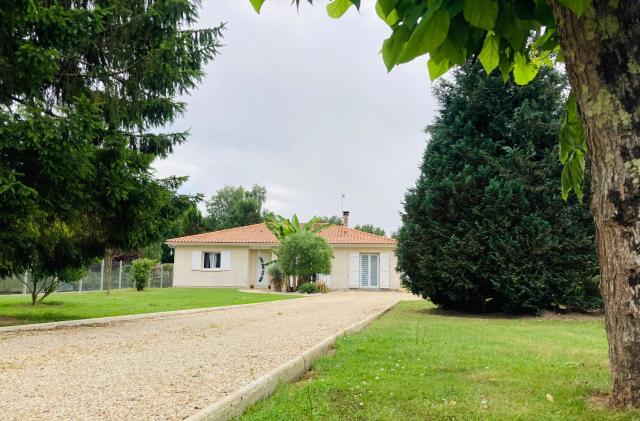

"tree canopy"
[317,215,344,225]
[0,1,222,281]
[354,224,386,236]
[205,184,267,230]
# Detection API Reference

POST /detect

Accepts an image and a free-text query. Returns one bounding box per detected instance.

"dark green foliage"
[277,231,333,287]
[298,282,318,294]
[0,1,222,278]
[181,203,209,235]
[354,224,386,236]
[157,200,207,263]
[205,185,267,230]
[131,258,156,291]
[396,64,600,314]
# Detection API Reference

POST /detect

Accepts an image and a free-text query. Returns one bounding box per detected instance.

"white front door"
[255,253,267,287]
[360,254,379,288]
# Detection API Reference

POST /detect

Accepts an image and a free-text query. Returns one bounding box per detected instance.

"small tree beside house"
[276,231,333,291]
[22,266,86,306]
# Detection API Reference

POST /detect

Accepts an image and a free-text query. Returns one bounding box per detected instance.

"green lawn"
[0,288,298,327]
[242,301,639,421]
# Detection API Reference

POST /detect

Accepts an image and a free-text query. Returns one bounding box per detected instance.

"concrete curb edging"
[186,301,400,421]
[0,296,308,334]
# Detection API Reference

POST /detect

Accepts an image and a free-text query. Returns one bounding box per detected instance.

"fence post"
[160,265,163,289]
[22,271,28,294]
[79,276,83,292]
[118,260,123,289]
[100,259,104,290]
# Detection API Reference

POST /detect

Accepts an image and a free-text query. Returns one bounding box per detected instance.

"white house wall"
[171,244,401,290]
[173,245,250,288]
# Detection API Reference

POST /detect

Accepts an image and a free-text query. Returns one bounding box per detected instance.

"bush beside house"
[131,258,157,291]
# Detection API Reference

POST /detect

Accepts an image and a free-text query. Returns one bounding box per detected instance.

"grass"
[242,300,640,421]
[0,288,298,326]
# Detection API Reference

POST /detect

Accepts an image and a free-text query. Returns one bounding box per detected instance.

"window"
[203,252,221,269]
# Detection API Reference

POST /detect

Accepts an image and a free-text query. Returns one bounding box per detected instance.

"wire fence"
[0,261,173,295]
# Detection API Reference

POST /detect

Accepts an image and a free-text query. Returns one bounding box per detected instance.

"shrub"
[298,282,318,294]
[268,262,285,292]
[276,231,333,288]
[316,281,330,293]
[396,64,600,314]
[131,258,156,291]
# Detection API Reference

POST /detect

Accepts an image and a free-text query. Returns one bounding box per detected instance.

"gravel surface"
[0,290,412,420]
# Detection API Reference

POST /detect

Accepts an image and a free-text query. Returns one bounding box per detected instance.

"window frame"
[202,251,222,270]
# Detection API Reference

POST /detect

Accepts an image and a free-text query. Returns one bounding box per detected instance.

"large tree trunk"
[551,0,640,408]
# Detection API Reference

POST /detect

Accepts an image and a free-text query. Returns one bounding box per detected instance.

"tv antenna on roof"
[340,193,345,213]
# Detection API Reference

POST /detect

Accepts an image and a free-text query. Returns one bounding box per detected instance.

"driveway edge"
[186,300,400,421]
[0,297,305,334]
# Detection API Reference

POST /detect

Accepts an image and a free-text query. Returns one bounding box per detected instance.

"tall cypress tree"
[0,2,222,286]
[397,64,600,314]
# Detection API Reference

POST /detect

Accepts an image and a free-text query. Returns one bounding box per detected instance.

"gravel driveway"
[0,290,412,420]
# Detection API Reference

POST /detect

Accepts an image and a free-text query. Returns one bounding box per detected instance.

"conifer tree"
[397,64,600,314]
[0,1,223,293]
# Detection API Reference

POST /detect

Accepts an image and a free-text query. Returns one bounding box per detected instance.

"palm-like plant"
[264,213,329,241]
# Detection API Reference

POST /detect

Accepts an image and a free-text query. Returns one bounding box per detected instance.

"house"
[165,212,401,290]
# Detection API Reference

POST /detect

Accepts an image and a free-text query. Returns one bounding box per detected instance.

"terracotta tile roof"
[166,223,396,246]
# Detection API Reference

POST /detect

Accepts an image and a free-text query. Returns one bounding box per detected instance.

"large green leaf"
[478,32,499,75]
[399,7,450,63]
[377,0,399,17]
[382,26,411,71]
[513,52,539,85]
[559,93,587,201]
[498,51,512,82]
[250,0,266,13]
[435,39,466,66]
[463,0,498,30]
[561,150,585,201]
[376,1,399,25]
[427,57,452,80]
[327,0,354,18]
[558,0,591,17]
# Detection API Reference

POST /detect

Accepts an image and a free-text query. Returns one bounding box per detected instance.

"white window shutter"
[380,253,390,289]
[191,252,201,270]
[221,251,231,270]
[349,253,359,288]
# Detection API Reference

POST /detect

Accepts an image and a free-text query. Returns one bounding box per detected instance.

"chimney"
[342,210,350,227]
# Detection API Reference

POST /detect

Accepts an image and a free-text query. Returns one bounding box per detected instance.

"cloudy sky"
[153,1,439,235]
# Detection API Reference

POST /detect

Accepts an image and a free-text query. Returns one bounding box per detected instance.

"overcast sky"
[153,1,439,235]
